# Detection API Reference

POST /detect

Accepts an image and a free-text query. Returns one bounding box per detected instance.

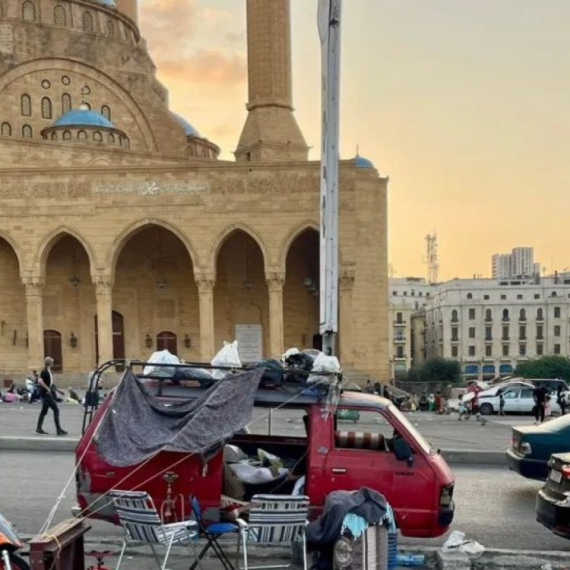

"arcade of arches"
[3,225,326,374]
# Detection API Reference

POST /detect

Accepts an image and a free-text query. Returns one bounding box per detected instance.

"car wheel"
[480,403,493,416]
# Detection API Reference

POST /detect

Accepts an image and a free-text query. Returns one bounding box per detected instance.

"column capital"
[23,276,45,293]
[92,275,114,295]
[265,271,285,292]
[195,272,216,293]
[339,269,356,291]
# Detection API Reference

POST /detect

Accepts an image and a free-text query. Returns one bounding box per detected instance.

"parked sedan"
[478,384,564,416]
[536,451,570,539]
[506,414,570,481]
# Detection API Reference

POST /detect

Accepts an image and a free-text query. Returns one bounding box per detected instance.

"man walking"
[533,382,548,425]
[36,357,68,435]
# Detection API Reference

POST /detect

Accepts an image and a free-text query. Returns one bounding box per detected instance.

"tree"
[515,356,570,382]
[418,357,461,384]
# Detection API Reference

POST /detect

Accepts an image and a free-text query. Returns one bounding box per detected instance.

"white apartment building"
[425,275,570,380]
[492,247,539,279]
[389,277,436,378]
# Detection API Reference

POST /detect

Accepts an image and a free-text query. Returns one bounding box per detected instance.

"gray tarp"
[95,368,263,467]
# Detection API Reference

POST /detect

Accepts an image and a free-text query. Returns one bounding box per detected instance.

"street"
[2,450,570,552]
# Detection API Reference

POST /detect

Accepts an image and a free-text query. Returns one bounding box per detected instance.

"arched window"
[485,309,492,321]
[552,291,558,297]
[21,94,31,116]
[101,105,111,120]
[519,308,526,321]
[537,308,544,320]
[41,97,52,119]
[467,293,473,299]
[451,309,458,322]
[53,4,66,25]
[124,137,130,149]
[50,131,57,140]
[157,331,177,355]
[106,19,114,36]
[82,11,93,32]
[502,308,509,321]
[61,93,71,113]
[108,132,115,144]
[1,122,11,136]
[83,102,91,110]
[22,1,35,21]
[22,124,32,138]
[77,130,87,141]
[62,130,71,140]
[93,131,102,142]
[118,136,123,146]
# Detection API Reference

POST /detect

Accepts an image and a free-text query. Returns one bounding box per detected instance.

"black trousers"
[37,393,62,431]
[534,403,545,423]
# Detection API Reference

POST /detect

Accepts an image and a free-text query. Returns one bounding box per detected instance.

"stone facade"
[0,0,389,382]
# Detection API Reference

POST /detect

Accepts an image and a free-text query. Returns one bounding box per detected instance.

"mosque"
[0,0,388,382]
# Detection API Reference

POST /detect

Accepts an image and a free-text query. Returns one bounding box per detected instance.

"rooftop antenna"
[318,0,342,357]
[425,233,439,284]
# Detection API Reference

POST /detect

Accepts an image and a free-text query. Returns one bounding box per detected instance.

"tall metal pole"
[318,0,342,356]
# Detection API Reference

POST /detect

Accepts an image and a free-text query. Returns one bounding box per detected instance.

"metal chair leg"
[241,530,249,570]
[149,542,163,570]
[115,540,127,570]
[302,533,307,570]
[161,532,176,570]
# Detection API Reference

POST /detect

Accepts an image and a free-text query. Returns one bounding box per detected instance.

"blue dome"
[172,113,199,137]
[98,0,116,6]
[53,109,114,128]
[354,155,375,169]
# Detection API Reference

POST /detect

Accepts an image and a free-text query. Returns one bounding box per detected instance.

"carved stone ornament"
[265,272,285,291]
[93,275,114,294]
[195,273,216,292]
[339,269,356,291]
[22,276,45,292]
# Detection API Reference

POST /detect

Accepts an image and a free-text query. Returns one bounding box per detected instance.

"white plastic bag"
[143,350,180,376]
[282,347,300,362]
[443,530,485,559]
[308,352,341,385]
[211,340,242,380]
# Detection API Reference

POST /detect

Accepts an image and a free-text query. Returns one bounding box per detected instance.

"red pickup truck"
[76,381,454,538]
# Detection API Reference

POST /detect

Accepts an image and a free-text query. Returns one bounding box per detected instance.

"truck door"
[323,408,436,534]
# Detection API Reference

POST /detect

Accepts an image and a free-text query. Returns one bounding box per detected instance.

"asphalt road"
[2,451,569,552]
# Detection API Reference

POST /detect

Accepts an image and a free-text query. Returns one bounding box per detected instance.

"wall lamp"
[184,334,191,349]
[70,333,78,348]
[145,334,153,348]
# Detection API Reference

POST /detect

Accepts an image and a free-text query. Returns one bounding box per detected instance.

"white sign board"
[235,324,263,363]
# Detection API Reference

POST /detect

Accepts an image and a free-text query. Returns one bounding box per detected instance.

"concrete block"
[437,550,471,570]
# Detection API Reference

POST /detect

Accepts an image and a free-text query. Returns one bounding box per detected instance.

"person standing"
[557,385,566,416]
[36,357,68,435]
[533,382,548,425]
[499,392,505,417]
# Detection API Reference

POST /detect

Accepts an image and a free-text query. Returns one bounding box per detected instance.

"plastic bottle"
[395,553,426,567]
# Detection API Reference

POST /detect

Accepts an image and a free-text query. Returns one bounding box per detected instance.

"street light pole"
[318,0,342,356]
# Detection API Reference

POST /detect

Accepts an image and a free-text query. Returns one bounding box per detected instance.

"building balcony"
[484,337,493,343]
[393,337,406,344]
[519,318,527,323]
[394,356,407,361]
[537,317,544,323]
[502,318,510,322]
[394,320,406,326]
[485,318,493,323]
[519,337,527,342]
[537,335,544,341]
[451,338,459,343]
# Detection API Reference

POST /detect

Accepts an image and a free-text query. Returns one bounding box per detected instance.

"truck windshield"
[388,405,434,454]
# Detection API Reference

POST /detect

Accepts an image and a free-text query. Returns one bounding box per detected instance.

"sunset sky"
[139,0,570,280]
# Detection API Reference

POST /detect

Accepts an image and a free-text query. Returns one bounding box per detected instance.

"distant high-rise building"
[492,247,538,279]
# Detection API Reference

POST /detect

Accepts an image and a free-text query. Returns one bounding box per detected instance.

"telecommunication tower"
[425,234,439,284]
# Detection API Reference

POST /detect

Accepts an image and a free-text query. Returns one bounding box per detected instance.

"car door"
[518,387,535,414]
[501,388,521,413]
[323,408,436,534]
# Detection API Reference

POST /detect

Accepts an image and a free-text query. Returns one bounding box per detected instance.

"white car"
[477,383,568,416]
[463,380,532,406]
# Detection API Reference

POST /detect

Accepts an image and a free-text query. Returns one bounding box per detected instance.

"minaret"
[235,0,309,163]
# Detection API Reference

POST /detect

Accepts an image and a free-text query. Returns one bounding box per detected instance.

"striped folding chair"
[109,490,198,570]
[236,495,310,570]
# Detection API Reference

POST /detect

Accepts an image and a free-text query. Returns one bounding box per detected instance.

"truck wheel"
[480,403,493,416]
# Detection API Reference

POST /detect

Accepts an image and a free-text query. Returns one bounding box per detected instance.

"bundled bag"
[308,352,341,386]
[211,341,242,380]
[248,358,284,384]
[143,350,180,377]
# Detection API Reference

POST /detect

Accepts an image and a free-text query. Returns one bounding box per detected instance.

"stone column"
[196,273,216,361]
[266,272,285,359]
[24,277,44,371]
[339,269,356,366]
[94,277,114,365]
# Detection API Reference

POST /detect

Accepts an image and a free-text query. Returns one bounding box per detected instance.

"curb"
[1,437,508,465]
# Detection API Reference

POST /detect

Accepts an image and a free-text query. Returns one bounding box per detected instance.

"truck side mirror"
[393,438,413,463]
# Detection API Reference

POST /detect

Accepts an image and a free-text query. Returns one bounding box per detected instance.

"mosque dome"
[53,107,115,128]
[354,155,375,169]
[172,113,200,137]
[97,0,116,7]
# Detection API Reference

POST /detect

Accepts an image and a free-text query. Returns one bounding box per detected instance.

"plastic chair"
[236,494,310,570]
[188,495,238,570]
[109,490,198,570]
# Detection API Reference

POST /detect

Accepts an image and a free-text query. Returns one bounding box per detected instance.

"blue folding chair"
[189,495,239,570]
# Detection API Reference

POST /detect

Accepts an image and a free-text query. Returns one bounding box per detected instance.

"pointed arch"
[34,225,97,277]
[108,218,199,276]
[278,219,319,273]
[0,229,25,275]
[208,223,269,275]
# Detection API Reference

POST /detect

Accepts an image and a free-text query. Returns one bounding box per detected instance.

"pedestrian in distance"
[458,394,470,421]
[365,379,374,394]
[532,382,548,425]
[557,385,566,416]
[36,356,68,436]
[499,392,505,416]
